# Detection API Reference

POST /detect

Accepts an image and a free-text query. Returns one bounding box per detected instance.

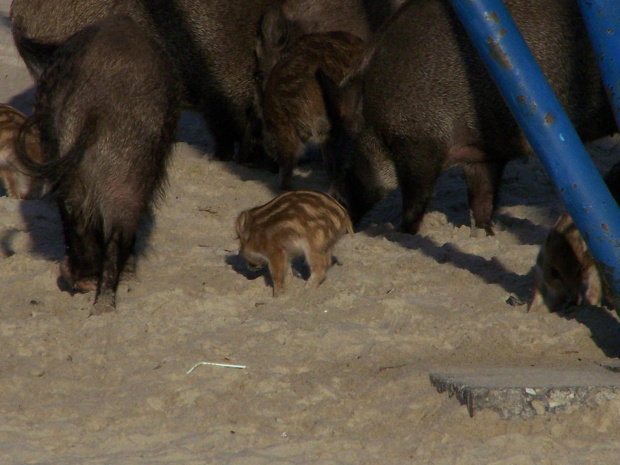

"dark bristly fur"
[236,190,353,296]
[10,0,280,160]
[259,31,365,189]
[10,0,404,163]
[0,104,48,199]
[15,15,181,314]
[320,0,616,236]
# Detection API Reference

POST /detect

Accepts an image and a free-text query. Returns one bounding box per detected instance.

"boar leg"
[278,158,296,190]
[581,265,604,307]
[392,141,442,235]
[0,169,18,198]
[58,202,102,292]
[201,107,237,161]
[270,130,303,190]
[93,226,135,314]
[463,159,506,236]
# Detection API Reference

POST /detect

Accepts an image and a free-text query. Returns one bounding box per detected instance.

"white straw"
[186,361,247,374]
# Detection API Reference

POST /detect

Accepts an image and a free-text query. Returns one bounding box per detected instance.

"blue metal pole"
[578,0,620,129]
[447,0,620,308]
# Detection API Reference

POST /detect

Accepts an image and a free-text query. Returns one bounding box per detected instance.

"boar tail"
[15,113,98,189]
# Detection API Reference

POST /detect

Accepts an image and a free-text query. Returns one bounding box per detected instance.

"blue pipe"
[578,0,620,129]
[448,0,620,309]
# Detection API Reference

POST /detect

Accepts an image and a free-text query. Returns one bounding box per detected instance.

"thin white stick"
[186,361,247,374]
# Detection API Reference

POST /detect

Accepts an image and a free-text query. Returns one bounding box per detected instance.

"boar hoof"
[469,226,494,238]
[91,292,116,315]
[74,278,98,293]
[59,259,96,293]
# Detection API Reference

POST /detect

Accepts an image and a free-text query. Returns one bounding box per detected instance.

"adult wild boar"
[321,0,616,235]
[11,0,405,162]
[16,15,181,313]
[10,0,280,161]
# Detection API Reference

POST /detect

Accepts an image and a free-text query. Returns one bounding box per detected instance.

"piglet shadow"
[226,253,338,286]
[554,305,620,358]
[226,253,273,289]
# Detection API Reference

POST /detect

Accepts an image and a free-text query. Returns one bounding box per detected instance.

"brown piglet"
[529,162,620,313]
[258,31,365,189]
[0,104,48,199]
[235,190,353,296]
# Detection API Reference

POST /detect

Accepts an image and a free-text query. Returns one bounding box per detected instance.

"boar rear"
[16,15,181,313]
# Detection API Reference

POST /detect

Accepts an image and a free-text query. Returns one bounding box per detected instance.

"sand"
[1,2,620,463]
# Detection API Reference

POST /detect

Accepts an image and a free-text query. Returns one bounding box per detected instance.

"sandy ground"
[2,3,620,464]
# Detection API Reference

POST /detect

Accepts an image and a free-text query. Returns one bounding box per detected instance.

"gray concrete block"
[429,366,620,419]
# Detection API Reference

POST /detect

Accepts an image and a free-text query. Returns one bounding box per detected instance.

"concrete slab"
[429,366,620,419]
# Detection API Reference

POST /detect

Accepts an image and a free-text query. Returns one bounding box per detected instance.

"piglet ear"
[235,211,249,238]
[257,5,290,59]
[581,265,604,307]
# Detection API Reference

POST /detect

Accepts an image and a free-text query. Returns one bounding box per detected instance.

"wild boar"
[11,0,404,163]
[15,15,181,313]
[235,190,353,296]
[319,0,616,235]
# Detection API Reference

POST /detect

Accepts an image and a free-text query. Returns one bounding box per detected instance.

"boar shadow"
[11,194,156,287]
[176,110,215,154]
[0,13,9,29]
[226,253,274,289]
[370,226,620,357]
[376,229,534,301]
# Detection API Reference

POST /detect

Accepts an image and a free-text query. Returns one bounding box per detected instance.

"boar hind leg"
[58,202,102,292]
[93,226,135,314]
[463,159,506,236]
[202,106,238,161]
[392,141,443,235]
[271,132,303,190]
